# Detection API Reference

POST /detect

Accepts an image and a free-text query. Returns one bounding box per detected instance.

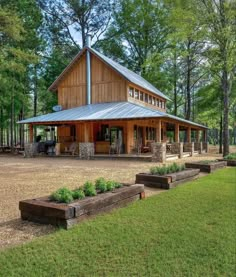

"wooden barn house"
[19,38,208,161]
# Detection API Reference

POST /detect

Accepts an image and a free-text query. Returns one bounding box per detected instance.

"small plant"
[114,182,122,189]
[95,177,107,192]
[50,187,73,204]
[72,189,85,200]
[106,180,116,191]
[150,163,185,176]
[83,181,97,196]
[224,153,236,160]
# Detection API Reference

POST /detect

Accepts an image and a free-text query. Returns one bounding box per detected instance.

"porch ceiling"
[18,101,207,129]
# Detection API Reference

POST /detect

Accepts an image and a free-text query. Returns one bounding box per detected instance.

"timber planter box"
[217,159,236,166]
[19,184,145,229]
[185,161,227,173]
[135,168,200,189]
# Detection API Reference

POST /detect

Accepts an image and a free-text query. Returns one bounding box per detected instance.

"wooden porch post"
[186,127,191,142]
[162,122,167,142]
[174,123,180,143]
[29,124,33,143]
[156,119,161,142]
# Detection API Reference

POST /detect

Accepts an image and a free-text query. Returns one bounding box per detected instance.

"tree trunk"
[222,69,229,156]
[173,51,177,116]
[185,40,191,120]
[219,114,223,154]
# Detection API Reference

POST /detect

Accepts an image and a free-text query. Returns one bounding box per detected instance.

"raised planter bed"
[19,184,145,229]
[185,161,227,173]
[135,168,200,189]
[217,159,236,166]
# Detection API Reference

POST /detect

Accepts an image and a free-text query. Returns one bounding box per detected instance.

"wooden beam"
[29,124,33,143]
[162,122,167,142]
[174,123,179,143]
[186,127,191,142]
[156,120,161,142]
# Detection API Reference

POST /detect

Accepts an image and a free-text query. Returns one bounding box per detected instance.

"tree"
[200,0,236,156]
[37,0,113,48]
[97,0,170,74]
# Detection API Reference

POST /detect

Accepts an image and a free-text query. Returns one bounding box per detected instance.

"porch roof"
[18,102,207,129]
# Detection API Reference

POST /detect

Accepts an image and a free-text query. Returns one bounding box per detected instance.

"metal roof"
[18,101,207,129]
[49,47,170,101]
[90,48,170,100]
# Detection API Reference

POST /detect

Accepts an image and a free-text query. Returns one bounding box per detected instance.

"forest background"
[0,0,235,156]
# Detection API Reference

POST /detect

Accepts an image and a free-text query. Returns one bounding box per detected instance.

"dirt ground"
[0,151,225,250]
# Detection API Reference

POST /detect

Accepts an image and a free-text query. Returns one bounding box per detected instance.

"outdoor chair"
[65,142,78,156]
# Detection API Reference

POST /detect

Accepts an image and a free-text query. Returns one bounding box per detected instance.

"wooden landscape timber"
[185,161,227,173]
[19,184,145,229]
[217,159,236,166]
[135,168,200,189]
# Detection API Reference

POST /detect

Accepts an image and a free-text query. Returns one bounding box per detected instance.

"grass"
[0,168,235,276]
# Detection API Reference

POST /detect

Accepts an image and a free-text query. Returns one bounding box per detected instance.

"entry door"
[110,127,124,152]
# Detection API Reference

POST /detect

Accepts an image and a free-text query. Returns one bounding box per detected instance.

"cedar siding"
[57,52,127,109]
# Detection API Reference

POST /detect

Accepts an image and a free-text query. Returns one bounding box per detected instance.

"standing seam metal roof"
[18,101,207,129]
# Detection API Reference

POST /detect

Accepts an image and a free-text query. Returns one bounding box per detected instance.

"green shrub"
[72,189,85,200]
[95,177,107,192]
[106,180,116,191]
[114,182,122,189]
[50,187,74,203]
[150,163,185,176]
[83,181,97,196]
[224,153,236,160]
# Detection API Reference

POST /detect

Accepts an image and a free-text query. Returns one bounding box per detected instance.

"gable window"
[135,89,139,99]
[152,97,156,105]
[148,95,152,104]
[160,100,163,108]
[145,93,148,103]
[140,91,144,101]
[129,87,134,97]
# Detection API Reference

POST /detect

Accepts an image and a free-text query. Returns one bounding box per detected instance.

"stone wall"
[24,143,38,158]
[183,142,194,156]
[151,142,166,162]
[79,143,95,160]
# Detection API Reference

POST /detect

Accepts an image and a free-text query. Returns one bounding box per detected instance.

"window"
[101,124,109,141]
[160,100,163,108]
[135,89,139,99]
[148,95,152,104]
[146,127,156,140]
[156,98,159,107]
[145,93,148,103]
[140,91,144,101]
[134,125,137,140]
[152,97,156,105]
[129,87,134,97]
[163,102,166,109]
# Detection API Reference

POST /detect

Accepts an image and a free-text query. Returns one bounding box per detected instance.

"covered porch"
[26,117,208,160]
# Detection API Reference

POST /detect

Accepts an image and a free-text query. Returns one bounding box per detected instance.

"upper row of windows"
[128,87,166,109]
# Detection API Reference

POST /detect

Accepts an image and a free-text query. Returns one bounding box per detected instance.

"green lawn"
[0,168,235,276]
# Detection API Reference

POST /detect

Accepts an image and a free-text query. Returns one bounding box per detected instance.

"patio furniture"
[65,142,78,156]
